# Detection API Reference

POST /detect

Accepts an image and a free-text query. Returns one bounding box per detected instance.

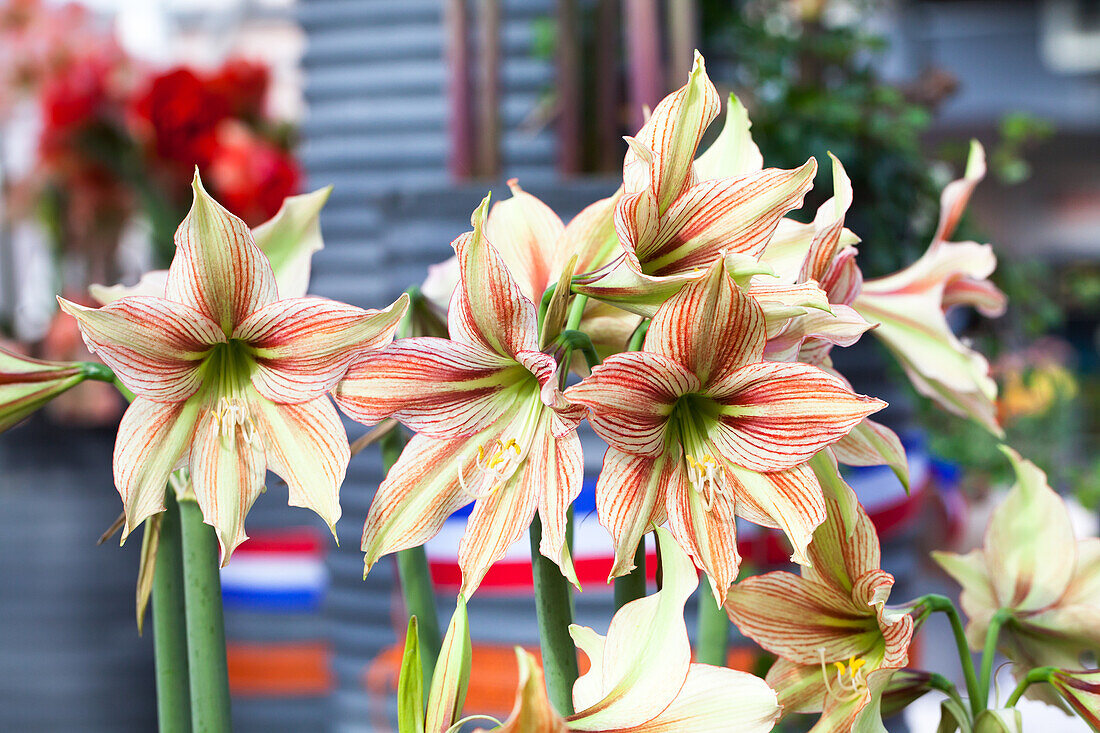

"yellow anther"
[849,657,866,672]
[460,436,525,499]
[833,661,846,675]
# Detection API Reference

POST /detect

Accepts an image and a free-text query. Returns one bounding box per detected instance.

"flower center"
[669,394,728,511]
[202,340,260,450]
[212,396,257,447]
[459,437,524,499]
[819,648,870,701]
[685,453,725,511]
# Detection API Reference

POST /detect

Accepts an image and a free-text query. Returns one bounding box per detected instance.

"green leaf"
[425,597,473,732]
[397,616,425,733]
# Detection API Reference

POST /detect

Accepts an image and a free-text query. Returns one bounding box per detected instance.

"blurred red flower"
[130,67,229,172]
[207,57,269,120]
[206,121,300,226]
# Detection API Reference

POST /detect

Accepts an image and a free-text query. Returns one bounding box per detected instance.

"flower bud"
[0,348,106,432]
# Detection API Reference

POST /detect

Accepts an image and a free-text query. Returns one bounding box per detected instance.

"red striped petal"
[562,188,624,276]
[334,337,529,437]
[798,153,854,283]
[666,461,742,606]
[449,196,540,359]
[727,462,826,566]
[934,140,985,245]
[535,426,585,585]
[457,466,542,597]
[166,173,278,333]
[725,572,878,666]
[239,294,408,404]
[565,352,698,457]
[113,397,201,540]
[634,161,817,277]
[250,395,350,537]
[594,447,675,579]
[361,432,477,573]
[189,404,268,565]
[645,258,766,385]
[58,296,224,402]
[709,362,884,472]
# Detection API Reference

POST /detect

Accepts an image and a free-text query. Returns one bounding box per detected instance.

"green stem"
[79,361,116,383]
[537,283,557,332]
[151,493,191,733]
[929,673,967,715]
[1005,667,1056,708]
[695,577,729,666]
[977,609,1013,714]
[613,542,646,610]
[178,498,232,732]
[382,427,443,691]
[916,594,983,713]
[530,514,579,715]
[626,319,650,352]
[565,294,588,331]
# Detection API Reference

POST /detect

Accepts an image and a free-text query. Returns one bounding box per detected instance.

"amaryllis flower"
[565,258,884,603]
[573,52,818,317]
[854,141,1006,434]
[478,528,781,732]
[90,185,332,305]
[334,196,585,596]
[934,448,1100,702]
[58,174,408,561]
[725,487,914,733]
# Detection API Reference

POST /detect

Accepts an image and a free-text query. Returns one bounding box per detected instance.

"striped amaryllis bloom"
[1049,669,1100,728]
[477,528,780,733]
[934,448,1100,708]
[58,173,408,562]
[854,141,1006,436]
[564,258,884,604]
[572,52,818,318]
[725,487,914,733]
[334,196,586,597]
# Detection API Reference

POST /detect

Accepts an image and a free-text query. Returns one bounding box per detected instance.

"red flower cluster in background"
[2,0,300,236]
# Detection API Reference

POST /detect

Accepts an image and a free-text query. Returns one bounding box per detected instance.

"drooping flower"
[933,448,1100,700]
[725,484,914,732]
[0,347,104,432]
[90,185,332,305]
[565,257,884,603]
[572,52,818,318]
[334,195,585,596]
[59,173,407,561]
[478,527,781,733]
[854,140,1006,434]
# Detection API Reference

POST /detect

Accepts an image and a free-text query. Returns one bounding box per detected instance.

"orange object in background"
[227,642,333,697]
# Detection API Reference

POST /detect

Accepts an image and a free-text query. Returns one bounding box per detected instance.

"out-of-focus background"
[0,0,1097,731]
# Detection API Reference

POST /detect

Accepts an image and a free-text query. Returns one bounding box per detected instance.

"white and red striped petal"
[798,153,854,283]
[725,571,880,666]
[250,394,350,538]
[631,162,817,276]
[727,462,827,566]
[666,461,742,606]
[562,188,625,277]
[189,403,268,564]
[594,448,675,579]
[239,294,408,404]
[361,432,480,574]
[934,139,985,246]
[535,425,585,585]
[565,352,698,457]
[334,337,528,438]
[58,296,224,402]
[113,397,201,540]
[831,418,909,490]
[485,179,565,303]
[708,361,884,472]
[627,51,720,214]
[448,196,540,358]
[166,173,278,334]
[645,258,767,386]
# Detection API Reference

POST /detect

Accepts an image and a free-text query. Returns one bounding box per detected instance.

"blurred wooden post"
[445,0,474,179]
[667,0,698,88]
[624,0,663,132]
[476,0,501,177]
[556,0,581,175]
[594,0,621,172]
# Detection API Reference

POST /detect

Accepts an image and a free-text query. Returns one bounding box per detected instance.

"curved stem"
[978,609,1013,714]
[626,319,650,352]
[915,594,982,713]
[382,428,443,690]
[1005,666,1056,708]
[178,497,232,732]
[565,294,588,331]
[530,514,579,715]
[151,493,192,733]
[695,578,729,666]
[613,542,646,610]
[929,672,967,715]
